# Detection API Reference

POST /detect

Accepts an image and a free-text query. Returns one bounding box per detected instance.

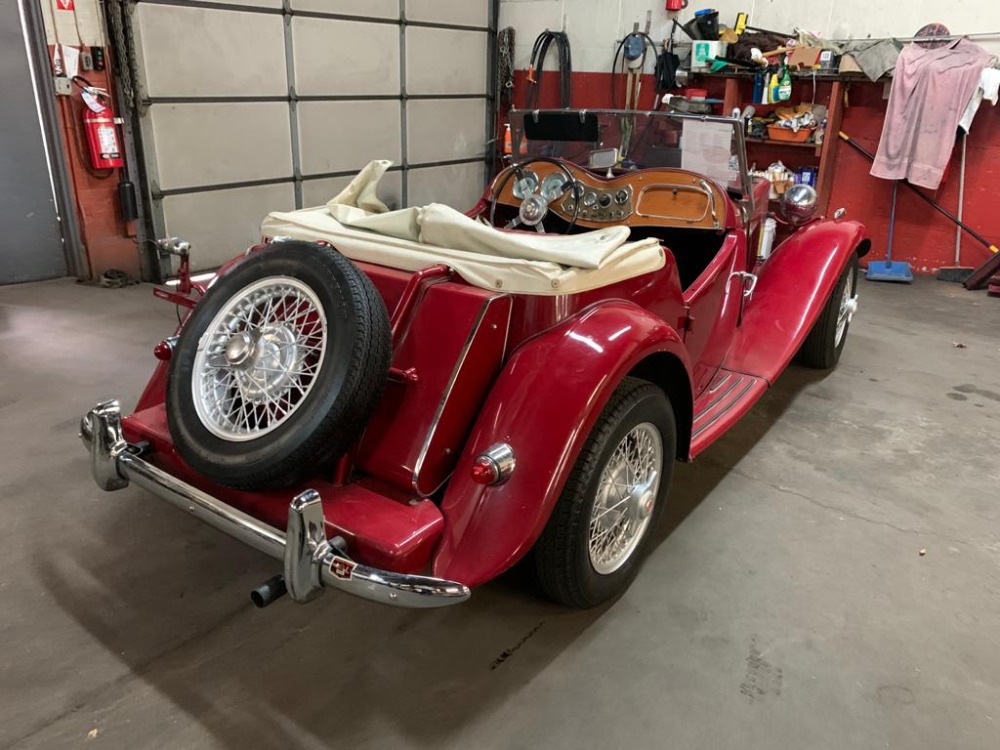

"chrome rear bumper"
[79,400,470,608]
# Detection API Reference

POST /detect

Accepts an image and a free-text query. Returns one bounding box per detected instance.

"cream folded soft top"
[261,160,665,296]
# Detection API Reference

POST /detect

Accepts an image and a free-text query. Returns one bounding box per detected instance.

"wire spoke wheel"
[192,276,327,442]
[835,268,858,347]
[588,422,663,575]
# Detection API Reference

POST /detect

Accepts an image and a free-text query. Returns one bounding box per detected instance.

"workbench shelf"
[694,73,847,215]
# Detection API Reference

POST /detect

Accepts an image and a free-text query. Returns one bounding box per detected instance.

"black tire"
[166,241,391,489]
[798,253,859,369]
[533,377,676,608]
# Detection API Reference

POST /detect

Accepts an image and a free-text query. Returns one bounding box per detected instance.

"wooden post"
[816,80,845,215]
[723,77,741,114]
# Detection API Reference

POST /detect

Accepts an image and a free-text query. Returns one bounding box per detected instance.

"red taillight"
[469,444,516,486]
[471,457,500,485]
[153,337,178,361]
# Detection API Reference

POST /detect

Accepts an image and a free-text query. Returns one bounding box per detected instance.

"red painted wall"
[510,71,1000,273]
[48,48,140,281]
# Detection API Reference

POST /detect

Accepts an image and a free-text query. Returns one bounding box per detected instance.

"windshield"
[509,109,752,200]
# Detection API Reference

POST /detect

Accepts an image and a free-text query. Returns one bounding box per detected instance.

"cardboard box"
[788,46,822,69]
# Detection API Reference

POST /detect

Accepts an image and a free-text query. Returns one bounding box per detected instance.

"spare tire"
[166,240,391,489]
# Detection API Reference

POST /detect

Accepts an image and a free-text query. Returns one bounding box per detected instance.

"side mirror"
[588,148,619,170]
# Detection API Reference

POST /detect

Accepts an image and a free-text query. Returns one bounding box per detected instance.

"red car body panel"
[121,406,445,573]
[356,281,511,496]
[730,219,871,383]
[433,301,690,586]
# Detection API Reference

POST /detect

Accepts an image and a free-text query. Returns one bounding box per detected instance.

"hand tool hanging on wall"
[839,131,999,288]
[611,31,659,109]
[525,30,573,109]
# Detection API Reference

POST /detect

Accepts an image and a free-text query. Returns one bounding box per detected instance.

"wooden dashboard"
[491,161,730,231]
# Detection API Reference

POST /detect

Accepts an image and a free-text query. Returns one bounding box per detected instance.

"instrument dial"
[598,192,612,208]
[512,171,538,200]
[541,173,568,201]
[582,191,598,207]
[615,189,630,204]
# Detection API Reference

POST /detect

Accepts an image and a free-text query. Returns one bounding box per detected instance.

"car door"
[680,231,747,394]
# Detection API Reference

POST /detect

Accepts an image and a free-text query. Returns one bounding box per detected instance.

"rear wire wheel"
[166,241,391,489]
[534,377,676,608]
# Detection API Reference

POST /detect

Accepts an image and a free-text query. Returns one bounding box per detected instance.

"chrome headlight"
[780,184,819,226]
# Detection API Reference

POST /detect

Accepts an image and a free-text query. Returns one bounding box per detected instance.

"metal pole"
[886,181,899,266]
[830,31,1000,44]
[955,131,967,266]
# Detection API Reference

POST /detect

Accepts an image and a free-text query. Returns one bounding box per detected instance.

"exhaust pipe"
[251,575,287,608]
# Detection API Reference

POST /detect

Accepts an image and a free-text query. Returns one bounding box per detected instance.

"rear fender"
[433,301,691,587]
[730,219,871,382]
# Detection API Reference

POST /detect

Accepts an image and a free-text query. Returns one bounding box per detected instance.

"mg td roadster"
[81,109,869,610]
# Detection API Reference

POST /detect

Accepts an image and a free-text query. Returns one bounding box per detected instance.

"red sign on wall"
[56,0,74,9]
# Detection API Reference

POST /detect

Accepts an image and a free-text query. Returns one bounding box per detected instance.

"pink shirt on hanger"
[871,38,992,190]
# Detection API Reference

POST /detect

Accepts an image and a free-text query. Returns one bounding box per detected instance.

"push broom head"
[866,259,914,283]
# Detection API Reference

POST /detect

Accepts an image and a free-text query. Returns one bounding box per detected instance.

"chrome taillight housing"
[470,443,516,486]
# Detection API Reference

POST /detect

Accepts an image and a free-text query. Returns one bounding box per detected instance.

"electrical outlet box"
[80,51,94,71]
[54,76,72,96]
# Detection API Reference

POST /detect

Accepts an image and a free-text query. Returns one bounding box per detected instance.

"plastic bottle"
[752,72,764,104]
[768,71,780,104]
[778,66,792,102]
[758,217,777,260]
[815,118,827,145]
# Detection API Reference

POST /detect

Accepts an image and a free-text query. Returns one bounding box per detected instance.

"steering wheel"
[488,157,581,234]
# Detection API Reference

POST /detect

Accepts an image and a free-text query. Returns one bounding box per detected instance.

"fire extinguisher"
[81,102,124,170]
[72,77,124,170]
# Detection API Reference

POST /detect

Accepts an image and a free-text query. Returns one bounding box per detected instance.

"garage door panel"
[290,0,399,17]
[406,0,489,28]
[292,18,400,96]
[204,0,281,7]
[408,162,486,209]
[150,103,292,191]
[298,101,401,175]
[407,99,485,164]
[406,28,488,95]
[135,5,286,97]
[301,170,403,211]
[163,184,295,270]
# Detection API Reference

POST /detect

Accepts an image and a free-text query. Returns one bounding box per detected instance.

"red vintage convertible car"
[81,109,869,609]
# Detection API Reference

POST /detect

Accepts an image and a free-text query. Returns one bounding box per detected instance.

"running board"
[689,368,768,458]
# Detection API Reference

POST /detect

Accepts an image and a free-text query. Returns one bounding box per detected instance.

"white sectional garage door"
[130,0,494,269]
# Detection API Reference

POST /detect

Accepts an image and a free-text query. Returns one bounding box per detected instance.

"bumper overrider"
[79,400,470,608]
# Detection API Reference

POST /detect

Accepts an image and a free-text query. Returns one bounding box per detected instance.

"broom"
[867,181,914,283]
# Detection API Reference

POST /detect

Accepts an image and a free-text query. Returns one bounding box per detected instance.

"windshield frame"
[509,108,755,216]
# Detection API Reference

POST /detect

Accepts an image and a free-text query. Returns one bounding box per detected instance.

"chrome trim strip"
[410,293,511,497]
[634,183,714,226]
[691,379,756,438]
[693,374,743,423]
[80,400,470,609]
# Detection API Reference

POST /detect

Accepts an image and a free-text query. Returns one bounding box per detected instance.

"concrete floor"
[1,276,999,749]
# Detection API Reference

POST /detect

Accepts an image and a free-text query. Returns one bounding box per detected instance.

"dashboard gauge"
[582,191,598,207]
[598,193,612,208]
[512,171,538,199]
[615,189,630,204]
[541,173,568,201]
